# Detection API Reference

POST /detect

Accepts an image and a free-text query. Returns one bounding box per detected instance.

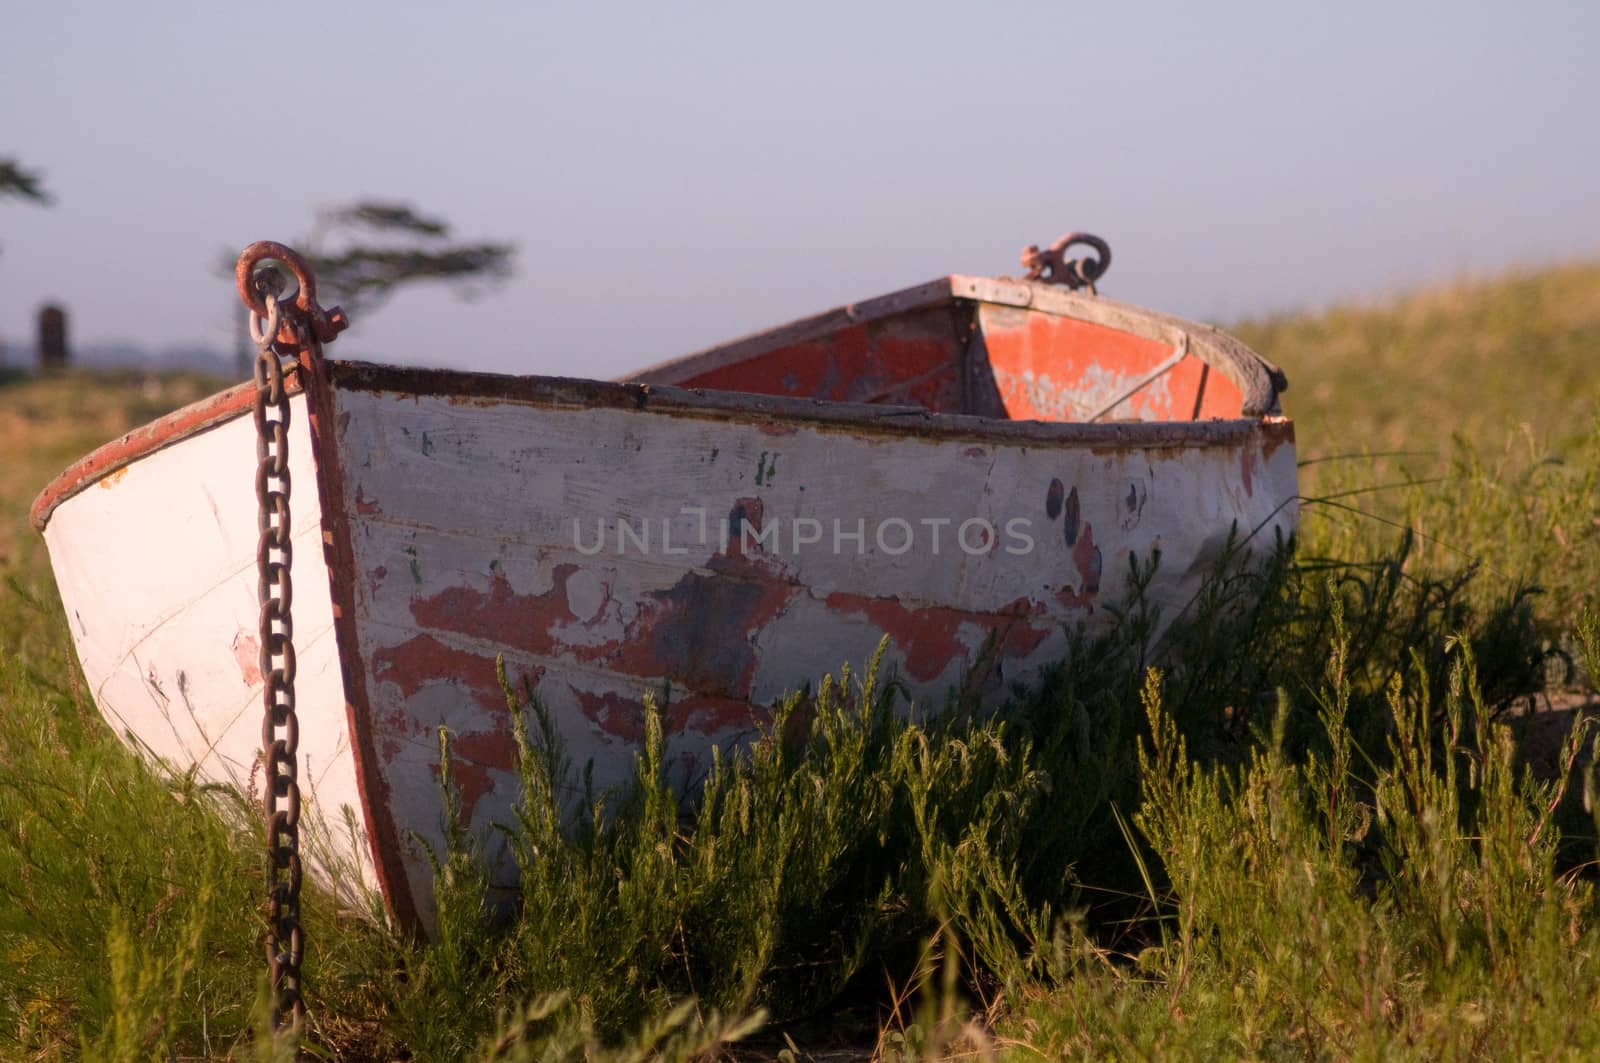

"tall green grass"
[0,263,1596,1058]
[6,507,1583,1057]
[374,643,1052,1057]
[1008,610,1600,1059]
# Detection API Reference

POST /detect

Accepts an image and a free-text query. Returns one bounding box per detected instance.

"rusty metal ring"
[1059,233,1110,282]
[261,562,293,616]
[236,242,319,319]
[264,626,295,661]
[255,490,291,545]
[268,439,290,481]
[253,348,285,404]
[254,452,290,500]
[1021,231,1113,289]
[255,523,278,566]
[267,805,293,847]
[274,766,301,822]
[269,689,297,726]
[258,641,275,689]
[236,240,350,344]
[254,470,280,522]
[272,480,292,529]
[278,643,298,691]
[274,703,300,753]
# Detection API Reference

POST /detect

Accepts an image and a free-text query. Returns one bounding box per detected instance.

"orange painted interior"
[680,306,964,412]
[978,309,1243,422]
[678,300,1243,423]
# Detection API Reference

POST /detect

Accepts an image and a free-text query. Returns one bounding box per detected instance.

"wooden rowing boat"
[31,242,1297,934]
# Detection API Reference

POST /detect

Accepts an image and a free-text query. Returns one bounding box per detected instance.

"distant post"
[37,304,69,370]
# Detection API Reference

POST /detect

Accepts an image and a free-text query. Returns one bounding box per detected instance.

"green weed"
[0,262,1596,1058]
[1007,612,1600,1060]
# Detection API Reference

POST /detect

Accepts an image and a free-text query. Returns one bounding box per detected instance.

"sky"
[2,2,1597,378]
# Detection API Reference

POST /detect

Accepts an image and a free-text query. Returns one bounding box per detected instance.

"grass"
[1007,616,1600,1059]
[1232,261,1600,454]
[0,261,1598,1059]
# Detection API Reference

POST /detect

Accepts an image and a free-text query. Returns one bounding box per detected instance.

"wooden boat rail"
[33,273,1289,533]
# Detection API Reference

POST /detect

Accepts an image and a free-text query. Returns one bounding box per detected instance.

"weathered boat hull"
[34,273,1297,933]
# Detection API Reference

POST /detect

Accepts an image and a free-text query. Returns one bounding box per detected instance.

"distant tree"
[302,200,516,319]
[229,199,516,374]
[1,157,52,260]
[0,158,51,205]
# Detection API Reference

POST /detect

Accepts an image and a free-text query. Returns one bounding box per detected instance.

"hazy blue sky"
[2,2,1597,378]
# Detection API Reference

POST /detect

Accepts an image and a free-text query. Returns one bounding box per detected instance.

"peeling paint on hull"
[326,377,1294,932]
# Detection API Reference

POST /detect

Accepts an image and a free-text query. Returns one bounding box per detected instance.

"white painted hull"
[41,391,381,905]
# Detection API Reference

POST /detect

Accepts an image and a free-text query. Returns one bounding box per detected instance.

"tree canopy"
[303,200,515,319]
[1,157,52,259]
[0,158,51,205]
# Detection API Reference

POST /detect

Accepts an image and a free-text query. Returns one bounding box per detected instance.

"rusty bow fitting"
[1021,232,1112,291]
[236,240,349,348]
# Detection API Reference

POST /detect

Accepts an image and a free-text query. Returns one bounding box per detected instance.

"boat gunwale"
[29,373,304,532]
[31,274,1291,532]
[330,360,1291,450]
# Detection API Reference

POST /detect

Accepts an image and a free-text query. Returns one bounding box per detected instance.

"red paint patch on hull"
[571,686,763,746]
[371,632,510,715]
[233,631,261,687]
[407,516,801,702]
[666,694,766,736]
[441,727,521,822]
[823,592,1051,683]
[1056,521,1103,612]
[573,686,647,742]
[410,567,586,660]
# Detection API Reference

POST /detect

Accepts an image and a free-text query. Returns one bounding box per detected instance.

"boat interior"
[632,276,1266,425]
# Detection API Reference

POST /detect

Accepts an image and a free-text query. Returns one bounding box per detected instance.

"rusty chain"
[250,268,305,1032]
[1020,232,1112,293]
[237,241,347,1040]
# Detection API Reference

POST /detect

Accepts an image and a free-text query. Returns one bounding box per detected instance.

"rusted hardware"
[252,284,304,1032]
[237,240,349,352]
[1020,232,1112,293]
[240,240,344,1034]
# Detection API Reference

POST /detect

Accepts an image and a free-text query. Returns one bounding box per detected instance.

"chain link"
[251,282,305,1032]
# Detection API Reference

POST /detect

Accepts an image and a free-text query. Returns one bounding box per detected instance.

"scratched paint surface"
[677,305,964,411]
[333,384,1297,927]
[979,305,1244,422]
[42,394,378,906]
[655,298,1242,425]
